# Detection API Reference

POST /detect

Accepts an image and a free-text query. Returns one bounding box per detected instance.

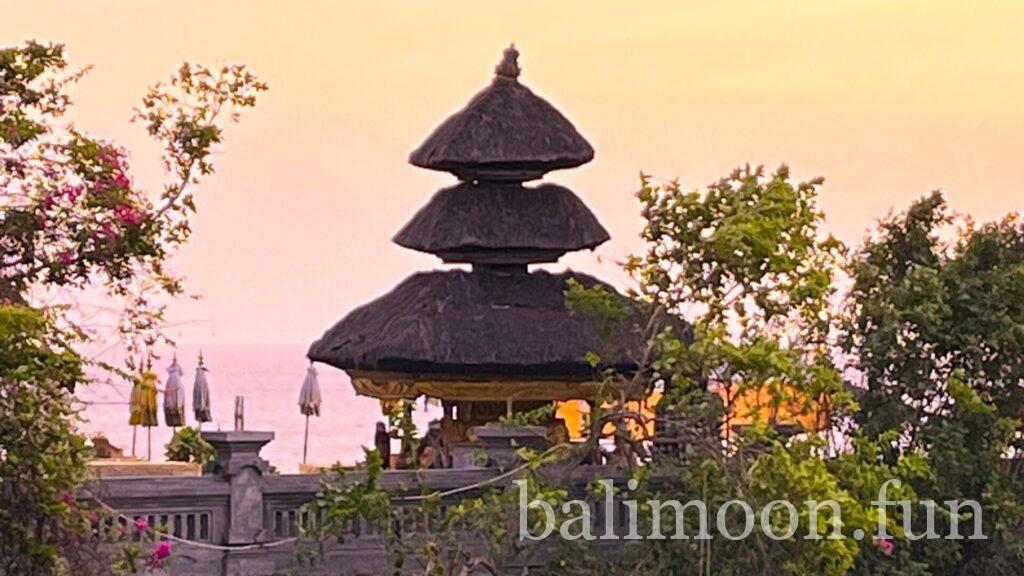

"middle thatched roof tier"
[307,270,644,381]
[393,181,610,264]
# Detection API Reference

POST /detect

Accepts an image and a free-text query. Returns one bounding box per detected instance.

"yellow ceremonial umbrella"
[129,371,159,460]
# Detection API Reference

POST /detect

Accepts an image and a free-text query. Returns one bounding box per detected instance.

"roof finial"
[494,44,520,80]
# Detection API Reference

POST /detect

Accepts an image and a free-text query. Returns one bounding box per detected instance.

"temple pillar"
[201,431,275,549]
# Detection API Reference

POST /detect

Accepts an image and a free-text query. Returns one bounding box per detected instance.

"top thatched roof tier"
[307,270,645,381]
[392,180,609,264]
[408,45,594,182]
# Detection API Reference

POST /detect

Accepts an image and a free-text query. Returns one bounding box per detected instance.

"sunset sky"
[5,1,1024,344]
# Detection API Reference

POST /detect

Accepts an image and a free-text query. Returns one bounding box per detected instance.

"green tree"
[628,164,849,432]
[0,305,95,574]
[843,192,1024,574]
[569,165,884,575]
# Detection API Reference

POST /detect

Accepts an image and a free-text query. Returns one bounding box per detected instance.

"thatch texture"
[408,49,594,181]
[393,181,609,264]
[308,270,647,379]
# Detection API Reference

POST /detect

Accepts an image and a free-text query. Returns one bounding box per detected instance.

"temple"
[308,45,643,464]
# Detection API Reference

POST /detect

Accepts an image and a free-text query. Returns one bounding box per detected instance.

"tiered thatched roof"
[393,181,609,264]
[409,45,594,182]
[309,45,647,392]
[308,270,642,379]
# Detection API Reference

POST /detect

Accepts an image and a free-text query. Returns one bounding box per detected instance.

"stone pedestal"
[473,425,548,470]
[201,431,274,545]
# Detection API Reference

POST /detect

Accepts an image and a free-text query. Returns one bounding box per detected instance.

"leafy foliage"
[843,191,1024,574]
[630,165,850,432]
[295,450,396,570]
[164,426,214,466]
[0,305,96,575]
[496,402,556,428]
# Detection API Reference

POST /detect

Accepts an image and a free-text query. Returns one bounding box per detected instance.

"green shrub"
[164,427,215,466]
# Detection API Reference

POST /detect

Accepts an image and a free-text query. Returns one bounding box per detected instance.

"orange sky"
[4,1,1024,344]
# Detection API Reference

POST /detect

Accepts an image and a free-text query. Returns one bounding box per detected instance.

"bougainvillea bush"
[0,41,264,573]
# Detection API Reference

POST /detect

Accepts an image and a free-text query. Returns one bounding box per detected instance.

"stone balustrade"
[84,430,608,575]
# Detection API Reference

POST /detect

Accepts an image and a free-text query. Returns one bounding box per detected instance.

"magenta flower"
[146,541,171,567]
[58,251,73,266]
[113,204,143,225]
[99,222,116,238]
[134,517,149,532]
[62,185,82,201]
[877,537,895,557]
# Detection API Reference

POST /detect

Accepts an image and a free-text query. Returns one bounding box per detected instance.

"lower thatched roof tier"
[392,181,609,264]
[307,270,645,380]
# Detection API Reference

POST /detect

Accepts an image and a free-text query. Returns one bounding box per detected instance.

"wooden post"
[234,396,245,431]
[303,414,310,465]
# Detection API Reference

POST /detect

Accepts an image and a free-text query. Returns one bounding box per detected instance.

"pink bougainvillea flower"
[62,185,82,201]
[43,194,55,210]
[113,204,143,225]
[58,252,73,266]
[134,517,149,532]
[877,538,895,557]
[57,491,73,505]
[99,221,116,238]
[146,541,171,567]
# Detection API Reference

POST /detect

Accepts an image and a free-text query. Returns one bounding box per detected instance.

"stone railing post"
[201,430,274,545]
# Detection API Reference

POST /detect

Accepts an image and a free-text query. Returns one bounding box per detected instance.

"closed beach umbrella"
[129,371,159,459]
[192,353,212,427]
[298,364,322,464]
[163,356,186,428]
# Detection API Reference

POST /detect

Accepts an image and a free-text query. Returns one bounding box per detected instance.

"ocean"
[75,343,440,473]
